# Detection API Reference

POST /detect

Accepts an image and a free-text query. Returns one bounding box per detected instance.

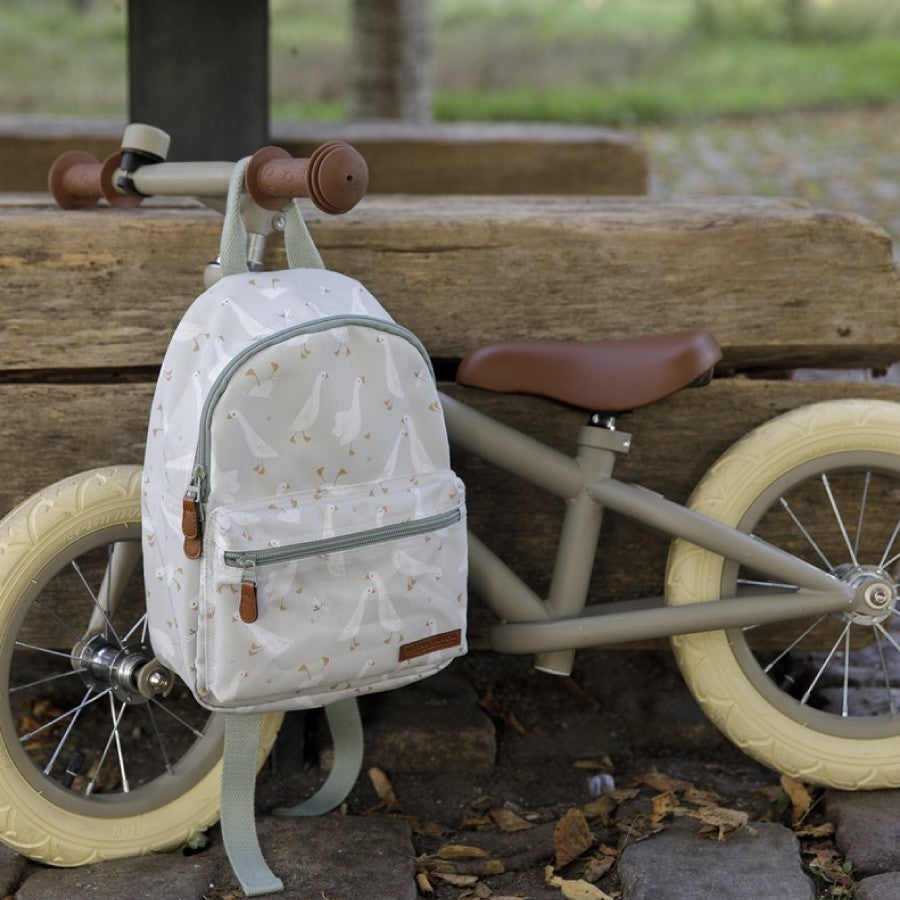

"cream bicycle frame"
[440,393,854,676]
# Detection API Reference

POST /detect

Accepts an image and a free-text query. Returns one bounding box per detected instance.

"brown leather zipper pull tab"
[240,580,258,624]
[182,491,202,559]
[238,558,258,623]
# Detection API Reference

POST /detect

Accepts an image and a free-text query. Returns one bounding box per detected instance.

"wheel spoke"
[762,615,828,673]
[33,595,84,645]
[874,620,900,657]
[148,696,205,740]
[14,641,79,663]
[85,696,129,795]
[10,668,81,695]
[842,625,851,717]
[71,558,122,648]
[800,621,852,706]
[144,703,174,775]
[109,693,130,793]
[853,470,871,560]
[779,496,834,570]
[873,628,897,716]
[122,612,148,645]
[878,511,900,569]
[822,474,858,567]
[42,686,95,777]
[19,688,110,744]
[737,577,798,591]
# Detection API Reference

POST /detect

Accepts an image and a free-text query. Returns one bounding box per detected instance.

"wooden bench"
[0,117,648,196]
[1,193,898,606]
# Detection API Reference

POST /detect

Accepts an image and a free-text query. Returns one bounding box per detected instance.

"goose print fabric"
[142,268,467,712]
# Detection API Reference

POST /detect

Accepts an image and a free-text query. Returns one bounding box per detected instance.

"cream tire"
[0,466,282,865]
[666,399,900,789]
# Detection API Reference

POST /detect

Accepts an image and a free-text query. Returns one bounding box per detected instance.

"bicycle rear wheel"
[0,466,282,865]
[666,399,900,789]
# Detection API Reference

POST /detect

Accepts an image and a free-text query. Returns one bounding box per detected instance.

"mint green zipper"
[186,314,435,514]
[224,508,461,584]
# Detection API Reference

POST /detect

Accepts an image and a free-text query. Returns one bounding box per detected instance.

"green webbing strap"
[221,713,284,896]
[273,697,365,817]
[220,157,324,277]
[219,699,364,896]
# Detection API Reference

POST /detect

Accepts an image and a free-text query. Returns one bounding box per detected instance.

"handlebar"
[48,131,368,215]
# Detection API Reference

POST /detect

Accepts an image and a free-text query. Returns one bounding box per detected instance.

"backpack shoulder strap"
[219,157,325,277]
[273,697,364,818]
[220,698,364,896]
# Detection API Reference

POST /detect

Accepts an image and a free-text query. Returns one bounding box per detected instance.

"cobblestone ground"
[642,105,900,257]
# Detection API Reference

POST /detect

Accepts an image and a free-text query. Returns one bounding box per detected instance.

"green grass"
[3,0,900,125]
[433,38,900,125]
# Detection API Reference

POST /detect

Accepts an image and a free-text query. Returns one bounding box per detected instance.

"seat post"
[533,418,632,676]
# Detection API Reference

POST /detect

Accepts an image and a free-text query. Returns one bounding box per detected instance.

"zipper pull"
[182,468,206,560]
[182,487,202,560]
[238,557,258,624]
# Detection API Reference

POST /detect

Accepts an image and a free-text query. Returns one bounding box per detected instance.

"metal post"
[128,0,269,161]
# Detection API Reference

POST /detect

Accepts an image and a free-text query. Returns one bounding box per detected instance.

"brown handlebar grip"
[246,141,368,214]
[48,150,104,209]
[49,150,141,209]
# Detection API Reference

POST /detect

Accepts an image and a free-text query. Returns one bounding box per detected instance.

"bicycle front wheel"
[666,399,900,789]
[0,466,282,865]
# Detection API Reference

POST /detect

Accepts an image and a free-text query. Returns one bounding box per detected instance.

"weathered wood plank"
[3,378,898,605]
[0,117,647,195]
[1,195,897,371]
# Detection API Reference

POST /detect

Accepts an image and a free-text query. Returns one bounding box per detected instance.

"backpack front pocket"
[195,470,467,710]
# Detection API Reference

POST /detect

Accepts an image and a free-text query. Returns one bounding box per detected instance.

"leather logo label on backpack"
[398,629,462,662]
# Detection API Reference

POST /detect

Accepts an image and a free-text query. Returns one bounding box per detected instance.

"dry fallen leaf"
[367,766,398,809]
[605,787,640,803]
[581,794,616,823]
[614,813,666,841]
[639,769,693,793]
[681,786,726,806]
[780,774,813,824]
[490,807,535,832]
[432,872,479,887]
[582,854,615,882]
[546,865,615,900]
[572,756,615,771]
[435,844,492,860]
[677,804,750,840]
[554,807,594,868]
[650,791,678,825]
[794,822,836,838]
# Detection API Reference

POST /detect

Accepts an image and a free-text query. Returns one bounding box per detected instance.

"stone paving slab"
[825,789,900,877]
[0,843,26,897]
[617,820,814,900]
[856,872,900,900]
[361,670,496,775]
[14,815,417,900]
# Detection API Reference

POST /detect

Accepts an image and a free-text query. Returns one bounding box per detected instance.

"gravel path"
[642,105,900,256]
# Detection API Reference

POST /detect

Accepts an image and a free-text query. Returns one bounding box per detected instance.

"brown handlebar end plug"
[307,140,368,214]
[246,142,368,214]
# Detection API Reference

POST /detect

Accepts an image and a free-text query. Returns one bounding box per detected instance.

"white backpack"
[141,159,467,895]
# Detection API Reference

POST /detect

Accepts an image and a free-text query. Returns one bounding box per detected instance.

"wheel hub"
[834,565,898,626]
[73,635,174,704]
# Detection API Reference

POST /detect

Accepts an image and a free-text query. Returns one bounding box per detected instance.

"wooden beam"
[0,194,896,372]
[0,118,648,195]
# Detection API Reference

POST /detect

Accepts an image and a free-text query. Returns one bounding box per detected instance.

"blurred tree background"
[3,0,900,123]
